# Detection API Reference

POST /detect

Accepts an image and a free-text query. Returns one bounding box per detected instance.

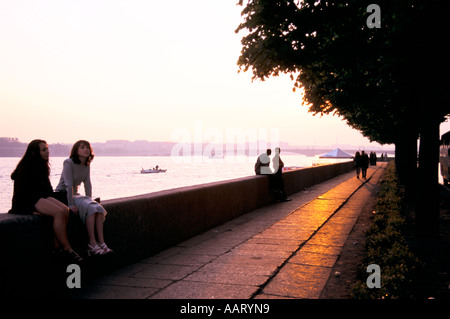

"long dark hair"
[70,140,94,166]
[11,139,50,180]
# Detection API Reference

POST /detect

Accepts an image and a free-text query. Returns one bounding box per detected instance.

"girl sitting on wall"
[9,139,83,263]
[55,140,113,256]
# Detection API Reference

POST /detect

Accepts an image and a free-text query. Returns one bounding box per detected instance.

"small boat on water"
[141,168,167,174]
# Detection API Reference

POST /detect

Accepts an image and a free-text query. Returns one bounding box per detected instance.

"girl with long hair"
[55,140,112,256]
[9,139,83,263]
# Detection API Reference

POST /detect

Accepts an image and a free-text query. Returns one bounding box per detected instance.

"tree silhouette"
[236,0,450,236]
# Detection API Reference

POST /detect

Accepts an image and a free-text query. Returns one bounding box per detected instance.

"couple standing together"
[353,151,369,179]
[255,147,291,202]
[9,139,112,263]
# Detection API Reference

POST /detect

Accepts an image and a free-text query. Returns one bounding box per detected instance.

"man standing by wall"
[272,147,290,202]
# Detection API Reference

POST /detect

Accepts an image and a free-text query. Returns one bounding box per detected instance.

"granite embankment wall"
[0,161,353,296]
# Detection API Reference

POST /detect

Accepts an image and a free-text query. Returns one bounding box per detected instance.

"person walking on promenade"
[55,140,113,256]
[369,151,377,166]
[255,149,272,175]
[354,151,362,178]
[361,151,370,179]
[272,147,291,202]
[9,139,83,263]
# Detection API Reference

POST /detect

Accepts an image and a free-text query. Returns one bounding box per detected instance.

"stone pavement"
[65,162,386,299]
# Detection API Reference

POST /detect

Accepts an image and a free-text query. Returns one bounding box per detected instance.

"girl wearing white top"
[56,140,112,256]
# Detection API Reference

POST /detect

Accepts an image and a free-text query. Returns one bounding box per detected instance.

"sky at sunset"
[1,1,449,148]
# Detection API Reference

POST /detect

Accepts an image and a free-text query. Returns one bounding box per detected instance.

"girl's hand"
[70,205,79,215]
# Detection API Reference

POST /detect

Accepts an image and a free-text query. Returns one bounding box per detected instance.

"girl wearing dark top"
[9,139,82,263]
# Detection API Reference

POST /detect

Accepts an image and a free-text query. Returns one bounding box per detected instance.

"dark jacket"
[361,153,369,169]
[354,154,362,167]
[9,167,53,215]
[255,153,270,175]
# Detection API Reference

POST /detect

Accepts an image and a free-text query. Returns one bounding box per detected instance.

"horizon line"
[1,136,395,150]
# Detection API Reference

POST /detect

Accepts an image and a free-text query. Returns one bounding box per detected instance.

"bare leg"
[86,213,110,255]
[47,197,69,212]
[95,213,106,244]
[34,198,72,252]
[47,197,69,224]
[46,197,70,249]
[86,214,97,247]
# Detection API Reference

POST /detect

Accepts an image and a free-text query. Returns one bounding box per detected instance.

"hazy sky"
[0,1,448,148]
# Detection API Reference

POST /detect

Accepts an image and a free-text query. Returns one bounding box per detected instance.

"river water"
[0,154,349,213]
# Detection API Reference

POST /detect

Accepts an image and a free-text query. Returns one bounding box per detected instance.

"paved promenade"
[65,162,386,299]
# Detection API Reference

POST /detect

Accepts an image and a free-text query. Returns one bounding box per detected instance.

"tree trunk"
[395,126,418,203]
[415,114,441,237]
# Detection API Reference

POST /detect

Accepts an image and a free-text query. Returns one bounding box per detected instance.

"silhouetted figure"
[272,147,290,202]
[370,151,377,165]
[361,151,369,179]
[255,149,271,175]
[354,151,362,178]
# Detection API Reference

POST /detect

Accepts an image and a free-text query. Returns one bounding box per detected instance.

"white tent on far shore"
[318,148,353,159]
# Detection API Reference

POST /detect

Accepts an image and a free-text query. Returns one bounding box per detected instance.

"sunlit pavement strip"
[68,163,387,299]
[255,164,386,299]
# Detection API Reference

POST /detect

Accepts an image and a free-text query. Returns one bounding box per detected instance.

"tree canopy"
[236,0,449,145]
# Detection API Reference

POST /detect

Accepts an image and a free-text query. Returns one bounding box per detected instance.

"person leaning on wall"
[254,148,290,202]
[272,147,291,202]
[255,148,271,175]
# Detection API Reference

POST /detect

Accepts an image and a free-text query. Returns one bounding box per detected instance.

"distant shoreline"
[0,137,395,158]
[0,149,395,158]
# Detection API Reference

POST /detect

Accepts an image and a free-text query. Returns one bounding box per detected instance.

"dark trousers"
[362,167,368,178]
[269,173,287,200]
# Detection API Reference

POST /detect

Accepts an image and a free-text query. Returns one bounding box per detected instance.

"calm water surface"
[0,155,347,213]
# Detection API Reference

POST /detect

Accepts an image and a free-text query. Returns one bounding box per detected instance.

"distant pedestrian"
[370,151,377,166]
[354,151,362,178]
[361,151,369,179]
[255,149,271,175]
[272,147,290,202]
